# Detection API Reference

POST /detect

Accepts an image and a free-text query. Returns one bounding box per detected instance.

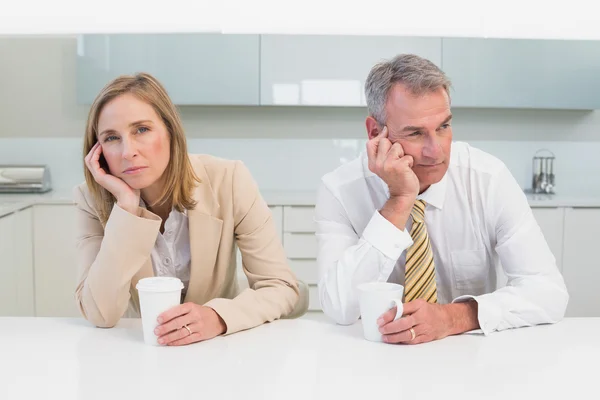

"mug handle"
[391,299,404,321]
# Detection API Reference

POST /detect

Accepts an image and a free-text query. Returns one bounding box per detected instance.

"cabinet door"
[562,208,600,317]
[14,208,34,316]
[0,213,17,316]
[33,205,79,317]
[77,33,260,105]
[531,207,565,272]
[442,38,600,109]
[281,206,321,310]
[260,35,442,106]
[0,209,35,316]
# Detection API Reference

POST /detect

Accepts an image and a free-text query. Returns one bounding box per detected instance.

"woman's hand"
[154,303,227,346]
[84,142,140,214]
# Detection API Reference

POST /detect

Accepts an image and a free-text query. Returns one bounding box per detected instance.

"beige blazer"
[73,154,308,335]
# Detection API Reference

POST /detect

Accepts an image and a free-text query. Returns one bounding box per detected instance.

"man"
[314,54,569,344]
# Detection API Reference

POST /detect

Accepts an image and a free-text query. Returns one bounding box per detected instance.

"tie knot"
[411,200,426,223]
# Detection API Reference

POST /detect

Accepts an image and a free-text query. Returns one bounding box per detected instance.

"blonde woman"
[74,73,307,346]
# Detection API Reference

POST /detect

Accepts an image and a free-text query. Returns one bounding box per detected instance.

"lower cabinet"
[531,207,565,273]
[0,208,34,316]
[0,203,598,318]
[561,208,600,317]
[280,205,598,317]
[282,206,320,310]
[33,205,80,317]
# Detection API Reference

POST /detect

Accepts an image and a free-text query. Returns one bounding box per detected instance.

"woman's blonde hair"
[83,72,200,224]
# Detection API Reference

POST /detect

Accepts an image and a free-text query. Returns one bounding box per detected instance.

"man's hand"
[377,299,480,345]
[366,126,420,204]
[366,126,420,230]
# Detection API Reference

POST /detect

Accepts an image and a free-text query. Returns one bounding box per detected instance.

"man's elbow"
[319,287,360,326]
[537,280,570,323]
[547,284,569,322]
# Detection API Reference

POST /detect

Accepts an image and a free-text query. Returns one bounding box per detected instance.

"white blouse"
[141,200,192,297]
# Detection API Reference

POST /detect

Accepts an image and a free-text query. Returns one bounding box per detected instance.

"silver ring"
[409,328,416,341]
[183,324,192,336]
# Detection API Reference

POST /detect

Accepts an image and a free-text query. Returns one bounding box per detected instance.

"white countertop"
[0,189,318,217]
[1,188,600,218]
[524,192,600,207]
[0,314,597,399]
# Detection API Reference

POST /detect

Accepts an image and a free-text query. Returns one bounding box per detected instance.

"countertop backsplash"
[1,137,600,197]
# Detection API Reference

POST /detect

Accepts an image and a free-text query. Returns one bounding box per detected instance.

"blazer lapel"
[184,161,223,304]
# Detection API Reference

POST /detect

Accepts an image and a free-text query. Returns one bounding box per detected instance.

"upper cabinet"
[259,35,442,106]
[75,33,600,109]
[76,34,260,105]
[442,38,600,110]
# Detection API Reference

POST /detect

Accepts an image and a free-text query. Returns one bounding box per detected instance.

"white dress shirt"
[140,200,191,297]
[314,141,569,335]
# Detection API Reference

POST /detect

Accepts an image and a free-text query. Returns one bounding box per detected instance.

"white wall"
[1,137,599,196]
[1,36,600,195]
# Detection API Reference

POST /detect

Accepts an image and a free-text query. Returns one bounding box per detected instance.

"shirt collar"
[139,198,188,216]
[361,150,448,210]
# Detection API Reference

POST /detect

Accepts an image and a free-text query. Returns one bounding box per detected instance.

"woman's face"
[96,94,171,190]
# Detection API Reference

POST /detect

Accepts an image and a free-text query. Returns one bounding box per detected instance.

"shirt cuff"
[361,210,413,261]
[452,294,502,336]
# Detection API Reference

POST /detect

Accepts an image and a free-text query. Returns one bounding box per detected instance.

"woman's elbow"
[76,296,121,329]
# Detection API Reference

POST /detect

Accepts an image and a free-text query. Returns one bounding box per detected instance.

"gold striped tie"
[404,200,437,303]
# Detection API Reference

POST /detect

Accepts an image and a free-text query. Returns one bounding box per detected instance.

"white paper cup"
[136,277,183,346]
[357,282,404,342]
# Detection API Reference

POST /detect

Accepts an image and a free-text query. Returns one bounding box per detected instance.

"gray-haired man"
[315,54,568,344]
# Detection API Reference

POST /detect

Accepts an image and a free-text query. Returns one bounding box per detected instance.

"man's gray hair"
[365,54,452,125]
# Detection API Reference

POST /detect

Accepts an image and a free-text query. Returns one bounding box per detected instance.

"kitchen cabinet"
[495,207,566,289]
[0,208,34,316]
[0,213,17,316]
[259,34,442,106]
[281,206,320,310]
[236,205,321,310]
[14,208,34,316]
[561,208,600,317]
[77,33,260,105]
[278,206,569,311]
[442,38,600,109]
[33,205,79,317]
[531,207,565,273]
[0,201,596,318]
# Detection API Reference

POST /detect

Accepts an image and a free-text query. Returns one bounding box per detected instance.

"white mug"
[357,282,404,342]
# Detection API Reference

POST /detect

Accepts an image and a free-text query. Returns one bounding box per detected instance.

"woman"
[74,72,307,346]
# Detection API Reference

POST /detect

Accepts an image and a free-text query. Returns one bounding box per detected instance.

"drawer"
[289,259,319,284]
[283,233,318,259]
[283,206,316,233]
[308,284,321,311]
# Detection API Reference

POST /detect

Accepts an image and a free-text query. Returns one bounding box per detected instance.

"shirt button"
[164,257,172,266]
[166,230,173,236]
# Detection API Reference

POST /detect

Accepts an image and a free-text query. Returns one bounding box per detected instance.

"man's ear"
[366,116,383,140]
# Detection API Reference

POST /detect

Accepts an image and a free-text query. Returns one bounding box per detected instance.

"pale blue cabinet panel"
[260,35,442,106]
[77,34,260,105]
[442,38,600,109]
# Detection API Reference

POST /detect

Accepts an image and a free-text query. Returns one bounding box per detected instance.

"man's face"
[375,84,453,193]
